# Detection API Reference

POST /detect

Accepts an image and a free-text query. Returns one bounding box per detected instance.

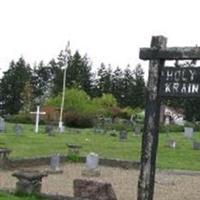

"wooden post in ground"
[137,36,167,200]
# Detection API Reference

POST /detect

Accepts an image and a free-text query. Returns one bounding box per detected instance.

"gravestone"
[184,127,193,138]
[45,125,54,136]
[48,154,63,174]
[167,140,176,149]
[13,124,23,135]
[93,128,105,134]
[82,152,100,177]
[0,148,11,169]
[135,126,141,135]
[119,130,127,141]
[74,179,117,200]
[0,117,5,132]
[192,141,200,150]
[50,154,60,170]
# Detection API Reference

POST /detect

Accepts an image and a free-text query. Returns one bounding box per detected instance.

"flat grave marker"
[192,141,200,150]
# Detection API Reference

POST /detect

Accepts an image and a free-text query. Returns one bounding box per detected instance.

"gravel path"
[0,163,200,200]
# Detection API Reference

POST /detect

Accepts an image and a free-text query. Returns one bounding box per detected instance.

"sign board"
[138,35,200,200]
[159,67,200,97]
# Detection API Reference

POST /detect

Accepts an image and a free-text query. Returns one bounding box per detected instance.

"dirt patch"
[0,163,200,200]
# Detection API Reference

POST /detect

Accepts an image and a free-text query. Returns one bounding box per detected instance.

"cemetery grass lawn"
[1,123,200,171]
[0,192,46,200]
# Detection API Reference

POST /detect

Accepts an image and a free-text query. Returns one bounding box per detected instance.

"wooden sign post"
[137,35,200,200]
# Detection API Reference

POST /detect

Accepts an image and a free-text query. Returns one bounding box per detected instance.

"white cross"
[30,106,46,133]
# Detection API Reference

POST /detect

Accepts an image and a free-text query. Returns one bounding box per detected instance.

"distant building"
[40,106,60,124]
[160,105,185,125]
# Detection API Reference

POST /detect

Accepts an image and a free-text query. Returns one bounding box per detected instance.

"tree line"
[0,46,145,116]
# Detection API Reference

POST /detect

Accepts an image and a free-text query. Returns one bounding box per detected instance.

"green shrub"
[184,121,200,132]
[5,114,33,124]
[159,124,184,133]
[67,154,80,162]
[64,112,94,128]
[108,120,134,132]
[160,122,200,133]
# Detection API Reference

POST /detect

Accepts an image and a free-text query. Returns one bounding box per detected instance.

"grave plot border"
[137,35,200,200]
[6,156,140,170]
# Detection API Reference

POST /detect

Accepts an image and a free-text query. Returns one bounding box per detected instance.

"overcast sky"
[1,0,200,79]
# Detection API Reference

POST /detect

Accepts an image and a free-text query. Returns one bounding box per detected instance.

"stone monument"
[12,170,48,195]
[82,152,100,177]
[46,154,63,174]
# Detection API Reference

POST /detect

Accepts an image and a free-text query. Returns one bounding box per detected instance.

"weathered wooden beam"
[140,46,200,60]
[137,36,167,200]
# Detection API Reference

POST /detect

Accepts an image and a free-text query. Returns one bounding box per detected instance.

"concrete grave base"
[44,169,63,174]
[16,180,41,195]
[81,167,101,177]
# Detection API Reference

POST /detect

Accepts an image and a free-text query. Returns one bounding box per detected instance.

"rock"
[74,179,117,200]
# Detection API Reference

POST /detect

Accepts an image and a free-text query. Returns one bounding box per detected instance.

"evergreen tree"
[0,57,32,114]
[49,58,63,96]
[132,64,145,108]
[66,51,92,95]
[97,63,112,94]
[50,43,71,96]
[50,44,92,96]
[31,61,52,103]
[20,81,33,114]
[121,65,135,107]
[111,67,124,105]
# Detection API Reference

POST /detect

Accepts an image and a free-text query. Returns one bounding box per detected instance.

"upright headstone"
[45,125,54,136]
[167,140,176,149]
[50,154,60,171]
[0,117,5,133]
[184,127,193,138]
[0,148,11,169]
[45,154,63,174]
[192,141,200,150]
[135,126,141,135]
[82,152,100,177]
[13,124,23,135]
[119,130,127,141]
